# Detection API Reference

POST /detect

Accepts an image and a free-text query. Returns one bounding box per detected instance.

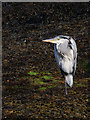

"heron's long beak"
[42,38,57,43]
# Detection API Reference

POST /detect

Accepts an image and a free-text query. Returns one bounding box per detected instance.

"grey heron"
[43,35,77,95]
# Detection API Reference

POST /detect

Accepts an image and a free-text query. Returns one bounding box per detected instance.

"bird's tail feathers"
[65,74,73,87]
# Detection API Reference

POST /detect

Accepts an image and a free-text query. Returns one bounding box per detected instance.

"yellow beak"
[42,38,57,43]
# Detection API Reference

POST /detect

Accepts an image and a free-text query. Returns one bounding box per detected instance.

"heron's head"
[42,35,70,44]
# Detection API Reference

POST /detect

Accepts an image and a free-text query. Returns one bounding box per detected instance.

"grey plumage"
[43,35,77,95]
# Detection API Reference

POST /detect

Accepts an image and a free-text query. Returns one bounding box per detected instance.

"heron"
[43,35,77,95]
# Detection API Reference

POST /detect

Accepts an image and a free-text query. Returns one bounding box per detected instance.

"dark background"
[2,2,89,120]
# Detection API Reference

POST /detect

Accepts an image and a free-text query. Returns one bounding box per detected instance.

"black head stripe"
[60,36,71,40]
[68,39,73,49]
[68,40,72,44]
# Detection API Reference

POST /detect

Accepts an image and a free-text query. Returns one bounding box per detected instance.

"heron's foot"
[65,91,67,95]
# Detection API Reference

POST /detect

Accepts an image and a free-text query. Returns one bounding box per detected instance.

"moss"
[28,71,39,76]
[39,87,47,90]
[34,78,45,85]
[42,75,53,80]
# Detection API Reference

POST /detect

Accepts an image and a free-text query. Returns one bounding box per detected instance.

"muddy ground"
[2,3,89,120]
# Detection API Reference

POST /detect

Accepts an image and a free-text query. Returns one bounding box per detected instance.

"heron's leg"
[65,80,67,95]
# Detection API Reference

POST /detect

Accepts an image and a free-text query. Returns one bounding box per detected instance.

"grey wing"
[72,38,77,75]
